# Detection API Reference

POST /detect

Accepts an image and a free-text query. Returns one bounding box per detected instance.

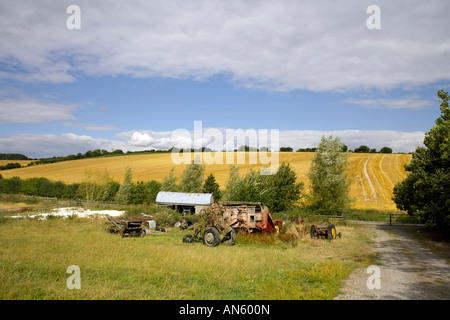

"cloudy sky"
[1,0,449,158]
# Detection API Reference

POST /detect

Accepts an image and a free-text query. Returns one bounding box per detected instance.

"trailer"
[105,215,157,238]
[310,222,342,240]
[220,201,283,234]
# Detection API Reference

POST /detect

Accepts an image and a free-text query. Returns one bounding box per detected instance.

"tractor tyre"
[327,224,337,240]
[310,225,316,238]
[275,221,280,234]
[182,235,194,243]
[203,227,221,247]
[223,228,237,246]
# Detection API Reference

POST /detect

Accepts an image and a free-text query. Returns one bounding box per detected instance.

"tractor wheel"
[275,222,280,234]
[182,235,194,243]
[310,225,316,238]
[327,224,337,240]
[223,228,237,245]
[203,227,221,247]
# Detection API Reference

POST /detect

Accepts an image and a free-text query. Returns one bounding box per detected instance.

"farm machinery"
[310,222,342,240]
[182,201,283,246]
[106,215,165,238]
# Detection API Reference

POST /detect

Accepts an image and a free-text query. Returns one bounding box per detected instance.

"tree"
[380,146,393,154]
[129,181,149,204]
[146,180,161,203]
[307,135,352,213]
[161,167,179,192]
[203,173,221,200]
[263,161,304,212]
[223,162,303,212]
[179,158,206,193]
[393,90,450,235]
[115,167,133,204]
[223,165,243,201]
[81,169,116,202]
[354,145,370,153]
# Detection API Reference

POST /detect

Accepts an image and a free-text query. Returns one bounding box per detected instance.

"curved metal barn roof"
[156,191,214,206]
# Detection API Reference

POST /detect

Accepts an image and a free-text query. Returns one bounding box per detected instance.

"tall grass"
[0,217,376,300]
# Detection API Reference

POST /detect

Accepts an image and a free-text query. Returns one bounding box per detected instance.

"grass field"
[0,215,376,300]
[0,152,411,211]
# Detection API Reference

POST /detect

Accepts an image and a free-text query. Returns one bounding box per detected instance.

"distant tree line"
[0,163,22,171]
[294,145,393,153]
[0,153,30,160]
[8,149,171,167]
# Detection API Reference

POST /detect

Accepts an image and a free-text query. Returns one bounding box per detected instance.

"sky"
[0,0,449,158]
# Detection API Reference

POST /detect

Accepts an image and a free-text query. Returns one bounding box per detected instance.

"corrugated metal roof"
[156,192,214,206]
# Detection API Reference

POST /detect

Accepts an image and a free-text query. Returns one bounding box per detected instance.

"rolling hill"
[0,152,411,211]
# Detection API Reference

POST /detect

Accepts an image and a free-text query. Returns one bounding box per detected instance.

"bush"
[153,209,180,227]
[0,176,22,194]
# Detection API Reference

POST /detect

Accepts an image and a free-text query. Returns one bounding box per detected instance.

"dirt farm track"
[0,152,411,211]
[335,225,450,300]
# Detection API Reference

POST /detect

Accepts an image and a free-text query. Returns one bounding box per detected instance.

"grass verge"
[0,214,376,300]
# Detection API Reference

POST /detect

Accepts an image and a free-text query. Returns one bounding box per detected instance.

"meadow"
[0,215,376,300]
[0,152,411,211]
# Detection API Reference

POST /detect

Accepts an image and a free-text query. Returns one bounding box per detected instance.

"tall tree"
[223,162,303,212]
[203,173,221,200]
[263,161,304,212]
[393,90,450,235]
[115,166,133,204]
[161,167,179,192]
[308,135,352,213]
[179,158,206,193]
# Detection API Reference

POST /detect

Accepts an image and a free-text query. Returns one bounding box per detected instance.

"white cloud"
[0,96,78,124]
[0,133,126,159]
[343,98,434,110]
[279,130,425,153]
[129,132,154,147]
[0,128,424,158]
[0,0,449,92]
[61,122,121,131]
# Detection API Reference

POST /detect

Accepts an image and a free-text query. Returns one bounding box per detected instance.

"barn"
[155,191,214,215]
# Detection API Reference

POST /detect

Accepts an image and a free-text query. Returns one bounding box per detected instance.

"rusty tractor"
[182,202,236,246]
[310,222,342,240]
[182,201,283,246]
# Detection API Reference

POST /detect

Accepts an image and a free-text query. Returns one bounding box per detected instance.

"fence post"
[389,214,392,226]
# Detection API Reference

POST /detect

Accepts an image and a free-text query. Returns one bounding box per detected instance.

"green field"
[0,213,376,300]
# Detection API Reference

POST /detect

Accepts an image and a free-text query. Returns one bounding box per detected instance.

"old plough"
[105,215,162,238]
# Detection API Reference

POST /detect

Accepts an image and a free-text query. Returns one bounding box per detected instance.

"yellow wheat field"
[0,152,411,211]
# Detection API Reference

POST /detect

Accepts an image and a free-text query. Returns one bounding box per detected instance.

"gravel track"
[335,225,450,300]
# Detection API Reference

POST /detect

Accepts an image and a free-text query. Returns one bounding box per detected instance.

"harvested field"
[0,152,411,210]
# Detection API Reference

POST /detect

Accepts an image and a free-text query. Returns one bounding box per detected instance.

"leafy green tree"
[81,169,118,202]
[354,145,370,153]
[203,173,221,200]
[179,158,206,193]
[129,181,149,204]
[393,90,450,235]
[115,166,133,204]
[307,135,352,213]
[146,180,161,203]
[161,167,179,192]
[223,165,243,201]
[380,146,393,153]
[266,162,304,212]
[223,162,303,212]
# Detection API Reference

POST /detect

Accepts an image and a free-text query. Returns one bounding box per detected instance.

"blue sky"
[1,0,449,158]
